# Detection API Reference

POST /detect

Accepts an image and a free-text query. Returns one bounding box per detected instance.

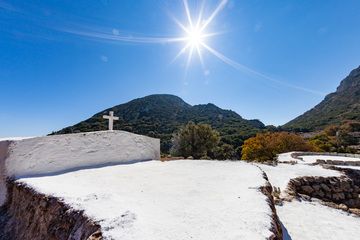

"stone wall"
[287,175,360,211]
[316,159,360,166]
[0,180,102,240]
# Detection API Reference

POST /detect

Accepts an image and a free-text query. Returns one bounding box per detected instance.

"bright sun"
[171,0,228,71]
[187,27,204,48]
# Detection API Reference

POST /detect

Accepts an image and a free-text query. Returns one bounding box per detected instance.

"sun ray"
[185,46,194,73]
[201,43,325,95]
[171,42,191,64]
[196,45,206,71]
[170,0,324,95]
[202,31,225,38]
[172,16,190,34]
[171,0,228,68]
[183,0,193,28]
[59,26,187,44]
[196,0,205,29]
[200,0,228,32]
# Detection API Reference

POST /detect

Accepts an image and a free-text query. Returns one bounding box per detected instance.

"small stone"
[299,194,311,201]
[332,193,345,201]
[338,193,345,200]
[312,184,321,191]
[88,230,102,240]
[291,179,301,187]
[340,180,351,190]
[317,190,325,198]
[338,204,348,211]
[316,159,326,164]
[346,193,353,199]
[39,200,48,208]
[320,184,331,192]
[349,208,360,216]
[323,201,338,209]
[325,192,332,200]
[346,199,356,208]
[301,185,314,194]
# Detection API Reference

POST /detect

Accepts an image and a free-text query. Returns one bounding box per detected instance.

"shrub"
[211,143,236,160]
[308,134,335,152]
[242,132,313,162]
[170,122,220,159]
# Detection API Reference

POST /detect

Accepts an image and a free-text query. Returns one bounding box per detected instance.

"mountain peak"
[55,94,264,152]
[336,65,360,93]
[284,65,360,131]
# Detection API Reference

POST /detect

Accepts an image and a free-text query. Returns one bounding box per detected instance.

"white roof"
[18,160,274,240]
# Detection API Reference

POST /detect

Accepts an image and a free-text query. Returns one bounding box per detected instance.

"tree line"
[169,121,360,162]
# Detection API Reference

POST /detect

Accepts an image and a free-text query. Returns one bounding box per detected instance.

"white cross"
[103,111,119,131]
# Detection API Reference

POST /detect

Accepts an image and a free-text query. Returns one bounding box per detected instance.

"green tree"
[171,122,220,159]
[211,143,236,160]
[308,133,335,152]
[337,130,357,146]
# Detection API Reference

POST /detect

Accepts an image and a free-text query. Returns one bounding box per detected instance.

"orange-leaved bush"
[241,132,314,162]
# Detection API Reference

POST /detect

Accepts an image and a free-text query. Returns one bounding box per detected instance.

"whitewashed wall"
[0,131,160,206]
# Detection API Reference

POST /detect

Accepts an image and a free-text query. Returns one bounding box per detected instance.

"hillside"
[284,66,360,131]
[54,94,265,152]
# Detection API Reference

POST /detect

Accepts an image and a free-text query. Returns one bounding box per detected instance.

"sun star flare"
[171,0,228,72]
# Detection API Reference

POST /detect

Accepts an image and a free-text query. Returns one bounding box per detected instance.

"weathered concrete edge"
[0,179,103,240]
[290,151,360,160]
[259,171,283,240]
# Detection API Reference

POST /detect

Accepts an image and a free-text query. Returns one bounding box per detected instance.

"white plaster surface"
[336,165,360,170]
[277,152,360,165]
[19,160,274,240]
[0,131,160,206]
[301,155,360,164]
[263,152,360,240]
[278,200,360,240]
[257,163,341,193]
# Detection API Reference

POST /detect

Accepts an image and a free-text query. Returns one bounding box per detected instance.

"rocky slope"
[54,94,265,152]
[284,65,360,131]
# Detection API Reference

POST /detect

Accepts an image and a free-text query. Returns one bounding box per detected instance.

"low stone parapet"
[287,176,360,209]
[316,159,360,166]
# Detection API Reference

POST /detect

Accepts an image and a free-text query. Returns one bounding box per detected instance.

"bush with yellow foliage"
[242,132,314,162]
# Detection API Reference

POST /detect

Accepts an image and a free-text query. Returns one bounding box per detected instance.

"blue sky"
[1,0,360,137]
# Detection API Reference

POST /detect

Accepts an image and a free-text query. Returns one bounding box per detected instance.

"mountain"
[284,65,360,131]
[54,94,265,152]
